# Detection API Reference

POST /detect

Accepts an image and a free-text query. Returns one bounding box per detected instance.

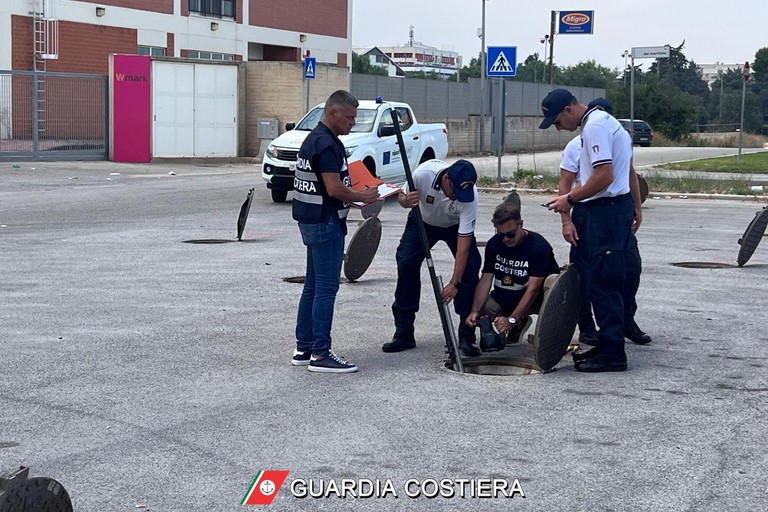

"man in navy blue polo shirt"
[291,90,379,373]
[540,89,635,372]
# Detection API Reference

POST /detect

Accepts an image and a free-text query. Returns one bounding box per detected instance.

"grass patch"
[642,173,754,195]
[657,151,768,173]
[477,168,760,196]
[477,169,560,190]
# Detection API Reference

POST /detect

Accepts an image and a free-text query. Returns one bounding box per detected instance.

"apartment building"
[0,0,353,73]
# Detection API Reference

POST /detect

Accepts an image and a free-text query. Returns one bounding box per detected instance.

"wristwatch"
[567,194,576,206]
[449,280,462,288]
[507,316,516,325]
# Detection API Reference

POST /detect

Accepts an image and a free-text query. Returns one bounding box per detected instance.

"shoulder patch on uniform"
[426,195,435,204]
[592,144,600,154]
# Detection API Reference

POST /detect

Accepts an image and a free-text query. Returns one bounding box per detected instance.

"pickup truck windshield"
[294,107,377,133]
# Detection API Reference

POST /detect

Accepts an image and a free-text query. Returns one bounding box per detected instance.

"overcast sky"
[352,0,764,70]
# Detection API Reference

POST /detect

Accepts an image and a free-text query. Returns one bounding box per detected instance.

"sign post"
[739,61,750,161]
[303,55,316,113]
[486,47,517,184]
[630,45,670,133]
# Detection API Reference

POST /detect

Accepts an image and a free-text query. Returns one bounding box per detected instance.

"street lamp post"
[540,35,549,83]
[621,50,629,86]
[479,0,487,153]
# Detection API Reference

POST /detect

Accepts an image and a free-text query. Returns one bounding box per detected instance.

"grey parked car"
[618,119,653,147]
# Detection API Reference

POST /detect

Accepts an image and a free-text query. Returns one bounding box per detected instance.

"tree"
[751,47,768,133]
[457,54,482,82]
[351,52,388,76]
[557,60,619,89]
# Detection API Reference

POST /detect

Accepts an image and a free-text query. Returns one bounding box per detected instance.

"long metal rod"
[390,109,464,372]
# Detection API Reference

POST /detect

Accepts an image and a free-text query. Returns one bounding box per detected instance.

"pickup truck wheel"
[419,149,435,164]
[271,188,288,203]
[363,158,377,178]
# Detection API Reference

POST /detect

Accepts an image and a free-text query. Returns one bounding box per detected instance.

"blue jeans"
[391,211,481,342]
[295,218,345,357]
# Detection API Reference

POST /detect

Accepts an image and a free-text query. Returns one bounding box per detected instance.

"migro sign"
[558,10,594,34]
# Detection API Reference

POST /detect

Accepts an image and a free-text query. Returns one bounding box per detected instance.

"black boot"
[458,316,481,357]
[624,319,652,345]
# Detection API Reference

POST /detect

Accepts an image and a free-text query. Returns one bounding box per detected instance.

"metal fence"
[351,74,605,121]
[0,70,108,160]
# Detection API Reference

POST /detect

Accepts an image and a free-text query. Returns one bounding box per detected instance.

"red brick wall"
[167,33,175,57]
[73,0,173,15]
[12,15,137,74]
[249,0,347,37]
[337,52,347,67]
[263,46,300,62]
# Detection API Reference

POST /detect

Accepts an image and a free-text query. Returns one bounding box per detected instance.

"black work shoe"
[624,320,652,345]
[477,317,505,352]
[574,353,627,373]
[382,336,416,353]
[459,341,482,357]
[572,346,600,365]
[578,330,599,346]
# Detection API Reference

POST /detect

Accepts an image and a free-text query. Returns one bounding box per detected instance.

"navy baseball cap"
[588,97,613,115]
[539,88,575,129]
[446,160,477,203]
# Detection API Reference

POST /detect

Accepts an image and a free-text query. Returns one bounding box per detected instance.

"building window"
[187,50,235,61]
[189,0,235,19]
[138,45,166,57]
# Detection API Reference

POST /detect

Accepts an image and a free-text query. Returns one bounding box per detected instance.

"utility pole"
[479,0,487,153]
[548,10,556,85]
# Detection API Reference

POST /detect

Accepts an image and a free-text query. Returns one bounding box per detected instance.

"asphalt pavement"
[1,159,767,511]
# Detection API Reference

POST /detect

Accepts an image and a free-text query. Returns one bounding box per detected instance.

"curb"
[477,186,768,203]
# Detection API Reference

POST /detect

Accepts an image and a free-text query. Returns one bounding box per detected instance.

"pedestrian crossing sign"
[486,46,517,77]
[304,57,316,79]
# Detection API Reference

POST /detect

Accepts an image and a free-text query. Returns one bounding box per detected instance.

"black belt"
[577,193,631,207]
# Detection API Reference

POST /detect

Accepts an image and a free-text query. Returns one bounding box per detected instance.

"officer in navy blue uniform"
[466,203,560,352]
[291,90,379,374]
[540,89,635,372]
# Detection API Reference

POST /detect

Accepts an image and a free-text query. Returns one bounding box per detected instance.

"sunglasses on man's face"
[498,230,517,239]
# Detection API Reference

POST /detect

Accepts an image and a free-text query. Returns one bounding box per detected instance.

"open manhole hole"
[445,265,581,376]
[449,356,543,376]
[183,239,236,244]
[671,262,737,269]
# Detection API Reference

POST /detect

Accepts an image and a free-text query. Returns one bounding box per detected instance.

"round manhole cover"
[737,207,768,267]
[344,216,382,281]
[670,262,737,269]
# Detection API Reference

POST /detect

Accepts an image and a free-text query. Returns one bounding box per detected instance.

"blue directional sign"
[304,57,316,79]
[558,10,594,34]
[486,46,517,77]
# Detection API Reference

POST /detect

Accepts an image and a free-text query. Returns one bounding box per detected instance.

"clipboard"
[348,160,401,208]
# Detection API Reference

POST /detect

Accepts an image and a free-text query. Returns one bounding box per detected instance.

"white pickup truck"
[261,99,449,202]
